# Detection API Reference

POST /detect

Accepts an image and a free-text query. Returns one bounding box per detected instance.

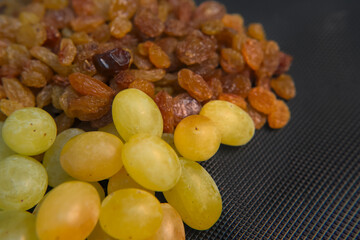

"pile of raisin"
[0,0,295,133]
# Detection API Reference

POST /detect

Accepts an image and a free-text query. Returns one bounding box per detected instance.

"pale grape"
[0,155,47,210]
[100,188,163,240]
[122,133,181,191]
[87,222,117,240]
[112,88,163,141]
[147,203,185,240]
[163,158,222,230]
[0,210,38,240]
[98,122,123,141]
[161,133,181,156]
[60,131,123,182]
[200,100,255,146]
[2,107,57,155]
[174,115,221,161]
[36,181,100,240]
[90,182,105,201]
[0,122,15,160]
[107,167,155,195]
[43,128,84,187]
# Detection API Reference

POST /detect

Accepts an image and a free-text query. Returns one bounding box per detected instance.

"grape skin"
[0,122,15,160]
[0,210,38,240]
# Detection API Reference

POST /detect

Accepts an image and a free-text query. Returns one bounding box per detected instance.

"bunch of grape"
[0,88,255,240]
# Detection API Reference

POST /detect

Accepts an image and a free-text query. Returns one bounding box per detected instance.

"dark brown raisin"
[92,48,131,76]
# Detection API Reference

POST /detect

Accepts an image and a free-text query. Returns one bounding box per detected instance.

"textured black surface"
[188,0,360,239]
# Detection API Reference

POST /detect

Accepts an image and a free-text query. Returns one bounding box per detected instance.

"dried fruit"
[109,0,138,20]
[92,48,131,76]
[21,60,53,88]
[218,93,247,110]
[221,74,251,98]
[2,77,35,108]
[247,23,266,41]
[220,48,245,73]
[268,100,290,129]
[134,8,164,38]
[173,93,202,126]
[128,80,155,98]
[246,103,267,130]
[270,74,296,100]
[148,42,171,69]
[155,90,174,133]
[247,86,276,114]
[178,69,213,102]
[58,38,77,66]
[193,1,226,27]
[241,38,264,71]
[222,14,244,33]
[109,16,132,39]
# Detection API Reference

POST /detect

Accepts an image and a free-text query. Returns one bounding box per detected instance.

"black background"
[188,0,360,239]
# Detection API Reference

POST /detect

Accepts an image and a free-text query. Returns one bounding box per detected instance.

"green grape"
[122,133,181,191]
[147,203,185,240]
[107,167,155,195]
[36,181,100,240]
[112,88,163,142]
[174,115,221,161]
[161,133,181,156]
[100,188,163,240]
[60,131,123,182]
[98,122,123,140]
[2,107,57,155]
[200,100,255,146]
[0,122,15,160]
[0,210,38,240]
[87,221,117,240]
[90,182,105,201]
[0,155,48,210]
[43,128,84,187]
[163,158,222,230]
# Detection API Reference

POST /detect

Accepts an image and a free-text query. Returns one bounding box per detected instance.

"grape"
[163,158,222,230]
[99,188,163,240]
[148,203,185,240]
[0,155,47,210]
[0,210,38,240]
[43,128,84,187]
[2,107,57,155]
[36,181,100,240]
[112,88,163,142]
[0,122,15,160]
[122,133,181,191]
[200,100,255,146]
[107,167,155,195]
[90,182,105,201]
[98,122,122,139]
[87,221,117,240]
[60,131,123,182]
[174,115,221,161]
[161,133,181,157]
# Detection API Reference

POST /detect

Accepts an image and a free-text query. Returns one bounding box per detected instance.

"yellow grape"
[107,167,155,195]
[112,88,163,141]
[0,155,47,210]
[2,107,57,155]
[36,181,100,240]
[0,122,15,160]
[174,115,221,161]
[87,221,117,240]
[161,133,181,156]
[43,128,84,187]
[90,182,106,201]
[98,122,123,140]
[147,203,185,240]
[60,131,123,181]
[122,133,181,191]
[164,158,222,230]
[0,210,38,240]
[200,100,255,146]
[100,188,163,240]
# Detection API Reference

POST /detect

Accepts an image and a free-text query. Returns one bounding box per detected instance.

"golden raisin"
[70,15,105,33]
[268,100,290,129]
[178,69,213,102]
[109,0,138,20]
[128,79,155,98]
[247,86,276,114]
[271,74,296,100]
[247,23,266,41]
[148,42,171,69]
[154,90,174,133]
[220,48,245,73]
[241,38,264,71]
[69,72,114,98]
[222,14,244,33]
[0,99,24,116]
[55,112,74,133]
[21,60,53,88]
[246,103,267,130]
[58,38,77,66]
[201,20,224,35]
[218,93,247,110]
[109,16,132,39]
[2,77,35,108]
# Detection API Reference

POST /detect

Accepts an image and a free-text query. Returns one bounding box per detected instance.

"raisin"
[0,99,24,116]
[70,15,105,33]
[158,0,170,22]
[111,70,135,91]
[55,112,74,133]
[241,38,264,71]
[68,72,114,98]
[256,77,271,91]
[221,74,251,98]
[24,3,46,19]
[201,20,224,35]
[131,69,166,82]
[43,25,61,50]
[268,100,290,129]
[155,37,178,55]
[221,14,244,33]
[164,18,189,37]
[71,0,97,17]
[36,84,53,108]
[178,68,213,102]
[58,38,77,66]
[246,103,267,130]
[139,0,158,14]
[154,90,174,133]
[148,42,171,69]
[192,1,226,27]
[18,12,40,25]
[7,44,31,70]
[90,109,113,129]
[129,79,155,98]
[247,86,276,114]
[90,24,111,43]
[256,40,280,78]
[220,48,245,73]
[92,48,131,76]
[232,32,247,52]
[176,30,216,65]
[43,8,75,29]
[134,8,164,38]
[189,52,219,77]
[275,52,293,75]
[109,0,138,20]
[270,74,296,100]
[52,75,70,87]
[207,76,223,99]
[0,16,21,41]
[0,85,6,100]
[172,93,201,125]
[247,23,266,41]
[133,51,153,70]
[215,27,237,49]
[2,77,35,108]
[70,31,93,45]
[51,85,66,110]
[43,0,69,10]
[21,60,53,88]
[109,16,132,39]
[218,93,247,110]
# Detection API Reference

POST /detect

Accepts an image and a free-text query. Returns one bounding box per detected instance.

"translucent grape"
[100,188,163,240]
[112,88,163,141]
[87,221,117,240]
[60,131,123,182]
[147,203,185,240]
[0,122,15,160]
[107,167,155,195]
[98,122,123,141]
[174,115,221,161]
[0,210,38,240]
[2,107,57,155]
[122,133,181,191]
[36,181,100,240]
[0,155,47,210]
[43,128,84,187]
[164,158,222,230]
[200,100,255,146]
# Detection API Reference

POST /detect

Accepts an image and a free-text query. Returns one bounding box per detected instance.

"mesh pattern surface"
[186,0,360,239]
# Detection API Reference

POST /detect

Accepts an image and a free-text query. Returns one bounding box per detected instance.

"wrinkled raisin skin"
[92,48,131,76]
